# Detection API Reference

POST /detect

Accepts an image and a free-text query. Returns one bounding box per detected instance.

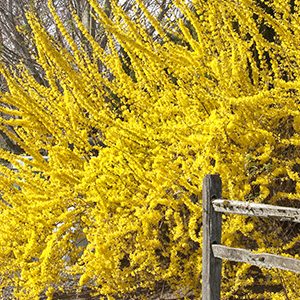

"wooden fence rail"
[202,174,300,300]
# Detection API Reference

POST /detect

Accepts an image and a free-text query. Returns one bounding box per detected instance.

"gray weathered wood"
[212,244,300,273]
[201,175,300,299]
[202,175,222,300]
[212,199,300,223]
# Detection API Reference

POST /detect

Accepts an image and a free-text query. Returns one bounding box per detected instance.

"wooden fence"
[202,174,300,300]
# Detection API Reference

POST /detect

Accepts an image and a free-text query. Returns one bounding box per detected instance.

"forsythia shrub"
[0,0,299,299]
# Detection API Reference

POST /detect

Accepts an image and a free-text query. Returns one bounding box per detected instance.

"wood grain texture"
[212,244,300,273]
[213,199,300,223]
[202,175,222,300]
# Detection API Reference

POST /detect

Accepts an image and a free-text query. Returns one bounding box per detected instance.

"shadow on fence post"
[202,174,222,300]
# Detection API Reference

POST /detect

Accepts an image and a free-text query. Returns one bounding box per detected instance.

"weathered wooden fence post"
[202,174,222,300]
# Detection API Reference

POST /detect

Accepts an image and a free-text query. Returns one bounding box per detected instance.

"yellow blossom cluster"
[0,0,299,299]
